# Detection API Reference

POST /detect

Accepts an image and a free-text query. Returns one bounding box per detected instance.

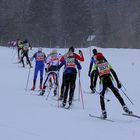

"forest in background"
[0,0,140,48]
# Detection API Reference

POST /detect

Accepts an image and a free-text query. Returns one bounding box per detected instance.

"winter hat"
[96,53,104,60]
[92,49,97,55]
[69,46,74,52]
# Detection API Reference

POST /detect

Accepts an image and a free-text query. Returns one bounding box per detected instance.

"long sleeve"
[75,59,82,70]
[74,52,84,62]
[110,68,120,84]
[58,60,65,70]
[89,57,95,73]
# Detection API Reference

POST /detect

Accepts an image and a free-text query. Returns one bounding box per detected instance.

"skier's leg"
[31,67,39,90]
[110,85,126,106]
[26,54,32,68]
[100,87,107,111]
[21,54,25,67]
[59,73,65,100]
[100,87,107,118]
[39,67,44,90]
[63,74,69,106]
[69,74,76,105]
[110,85,132,114]
[90,70,96,90]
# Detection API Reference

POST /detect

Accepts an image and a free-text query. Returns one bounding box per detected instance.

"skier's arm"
[75,59,82,70]
[93,71,98,88]
[59,55,65,62]
[110,68,121,88]
[58,60,65,70]
[75,51,84,62]
[30,53,36,61]
[88,57,95,76]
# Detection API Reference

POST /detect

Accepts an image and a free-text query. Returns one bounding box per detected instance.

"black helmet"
[69,46,74,52]
[92,49,97,55]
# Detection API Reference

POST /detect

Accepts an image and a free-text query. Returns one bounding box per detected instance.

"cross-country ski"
[89,114,114,122]
[122,113,140,119]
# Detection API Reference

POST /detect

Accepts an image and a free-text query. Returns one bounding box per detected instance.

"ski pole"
[25,67,31,91]
[57,72,60,107]
[120,82,127,91]
[78,71,80,101]
[120,88,134,105]
[45,73,53,100]
[78,70,84,109]
[46,90,51,100]
[95,90,110,102]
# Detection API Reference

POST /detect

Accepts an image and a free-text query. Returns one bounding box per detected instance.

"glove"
[117,82,122,89]
[79,50,82,55]
[88,71,91,77]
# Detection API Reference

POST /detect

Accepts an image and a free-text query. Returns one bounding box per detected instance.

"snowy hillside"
[0,46,140,140]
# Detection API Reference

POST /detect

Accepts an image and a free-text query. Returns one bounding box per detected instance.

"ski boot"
[62,102,66,107]
[101,110,107,119]
[39,89,45,96]
[31,85,35,91]
[69,101,72,106]
[123,105,133,114]
[90,85,95,94]
[54,89,57,96]
[31,80,36,91]
[39,85,43,90]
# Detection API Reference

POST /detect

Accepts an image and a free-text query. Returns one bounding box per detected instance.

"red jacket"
[60,52,84,62]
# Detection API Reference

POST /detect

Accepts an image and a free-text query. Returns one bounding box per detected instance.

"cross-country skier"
[40,49,61,96]
[31,47,46,90]
[92,53,132,118]
[59,46,84,100]
[88,49,107,92]
[20,39,32,68]
[17,39,24,60]
[58,48,82,107]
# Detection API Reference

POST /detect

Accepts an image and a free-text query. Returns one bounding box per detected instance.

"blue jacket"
[31,51,46,67]
[89,56,96,73]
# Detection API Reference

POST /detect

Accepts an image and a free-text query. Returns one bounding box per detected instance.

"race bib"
[36,53,45,61]
[66,57,75,68]
[97,62,110,76]
[50,54,59,61]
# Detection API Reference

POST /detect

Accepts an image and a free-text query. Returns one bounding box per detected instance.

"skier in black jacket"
[92,53,132,119]
[20,39,32,68]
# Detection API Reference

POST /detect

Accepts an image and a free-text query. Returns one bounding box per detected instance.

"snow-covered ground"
[0,46,140,140]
